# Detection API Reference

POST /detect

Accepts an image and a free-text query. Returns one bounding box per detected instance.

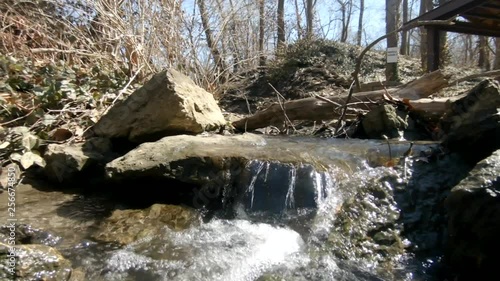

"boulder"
[105,133,436,212]
[43,137,115,183]
[89,69,226,142]
[0,242,72,280]
[445,149,500,280]
[361,104,408,139]
[438,78,500,163]
[92,204,201,245]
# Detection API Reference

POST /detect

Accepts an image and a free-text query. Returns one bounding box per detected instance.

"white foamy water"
[103,219,307,281]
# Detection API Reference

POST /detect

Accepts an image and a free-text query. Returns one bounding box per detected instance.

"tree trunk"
[438,0,449,66]
[385,0,399,81]
[228,0,241,73]
[277,0,286,49]
[233,70,450,131]
[400,0,408,55]
[419,0,432,71]
[306,0,314,39]
[478,36,490,70]
[495,38,500,70]
[294,0,303,40]
[357,0,364,46]
[258,0,266,66]
[197,0,226,78]
[340,2,348,42]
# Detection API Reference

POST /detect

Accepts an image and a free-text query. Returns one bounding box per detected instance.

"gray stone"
[438,78,500,162]
[89,69,226,142]
[362,104,408,139]
[445,149,500,279]
[105,133,435,212]
[43,137,114,183]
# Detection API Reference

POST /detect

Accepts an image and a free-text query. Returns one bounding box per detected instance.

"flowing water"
[0,137,471,281]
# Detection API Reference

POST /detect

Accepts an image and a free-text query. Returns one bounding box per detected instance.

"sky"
[180,0,421,51]
[315,0,413,48]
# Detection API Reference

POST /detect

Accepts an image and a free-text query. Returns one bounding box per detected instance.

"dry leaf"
[19,151,46,169]
[49,128,73,141]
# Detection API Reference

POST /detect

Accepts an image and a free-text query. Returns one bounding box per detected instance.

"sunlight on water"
[103,220,306,281]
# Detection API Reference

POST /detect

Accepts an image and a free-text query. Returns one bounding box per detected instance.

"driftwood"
[233,70,450,131]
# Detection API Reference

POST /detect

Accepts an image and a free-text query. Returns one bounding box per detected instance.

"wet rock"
[92,204,201,245]
[438,78,500,163]
[105,133,356,211]
[105,133,439,212]
[0,242,72,280]
[0,224,61,246]
[361,104,408,139]
[325,152,471,279]
[89,69,226,143]
[445,149,500,280]
[43,137,115,183]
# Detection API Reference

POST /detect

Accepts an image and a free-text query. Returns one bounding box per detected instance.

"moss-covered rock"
[92,204,201,245]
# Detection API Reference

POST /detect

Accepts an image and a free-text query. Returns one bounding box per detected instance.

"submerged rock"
[92,204,201,245]
[0,224,61,246]
[43,137,115,183]
[438,78,500,163]
[0,242,72,280]
[445,149,500,280]
[89,69,226,142]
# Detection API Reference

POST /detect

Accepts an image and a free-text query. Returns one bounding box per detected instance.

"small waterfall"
[233,159,345,218]
[246,160,266,209]
[285,166,297,209]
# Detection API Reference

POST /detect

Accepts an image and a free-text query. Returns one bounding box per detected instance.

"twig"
[334,80,356,134]
[0,107,37,126]
[30,48,103,58]
[100,65,143,117]
[243,92,253,115]
[268,83,296,133]
[313,94,342,107]
[382,135,392,160]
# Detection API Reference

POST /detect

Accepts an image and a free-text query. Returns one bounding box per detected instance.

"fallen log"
[233,70,450,131]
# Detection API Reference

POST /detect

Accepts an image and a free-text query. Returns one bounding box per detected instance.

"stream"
[0,137,473,281]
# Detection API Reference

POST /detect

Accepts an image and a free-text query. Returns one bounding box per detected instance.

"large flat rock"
[105,133,437,212]
[90,69,226,142]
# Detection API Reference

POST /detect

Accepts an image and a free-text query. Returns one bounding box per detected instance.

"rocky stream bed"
[0,41,499,281]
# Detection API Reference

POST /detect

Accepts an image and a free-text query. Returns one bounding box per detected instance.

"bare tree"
[419,0,432,71]
[306,0,315,39]
[337,0,353,43]
[478,36,490,70]
[495,38,500,70]
[385,0,399,81]
[356,0,364,46]
[438,0,450,66]
[258,0,265,66]
[197,0,226,78]
[277,0,286,48]
[294,0,304,40]
[400,0,408,55]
